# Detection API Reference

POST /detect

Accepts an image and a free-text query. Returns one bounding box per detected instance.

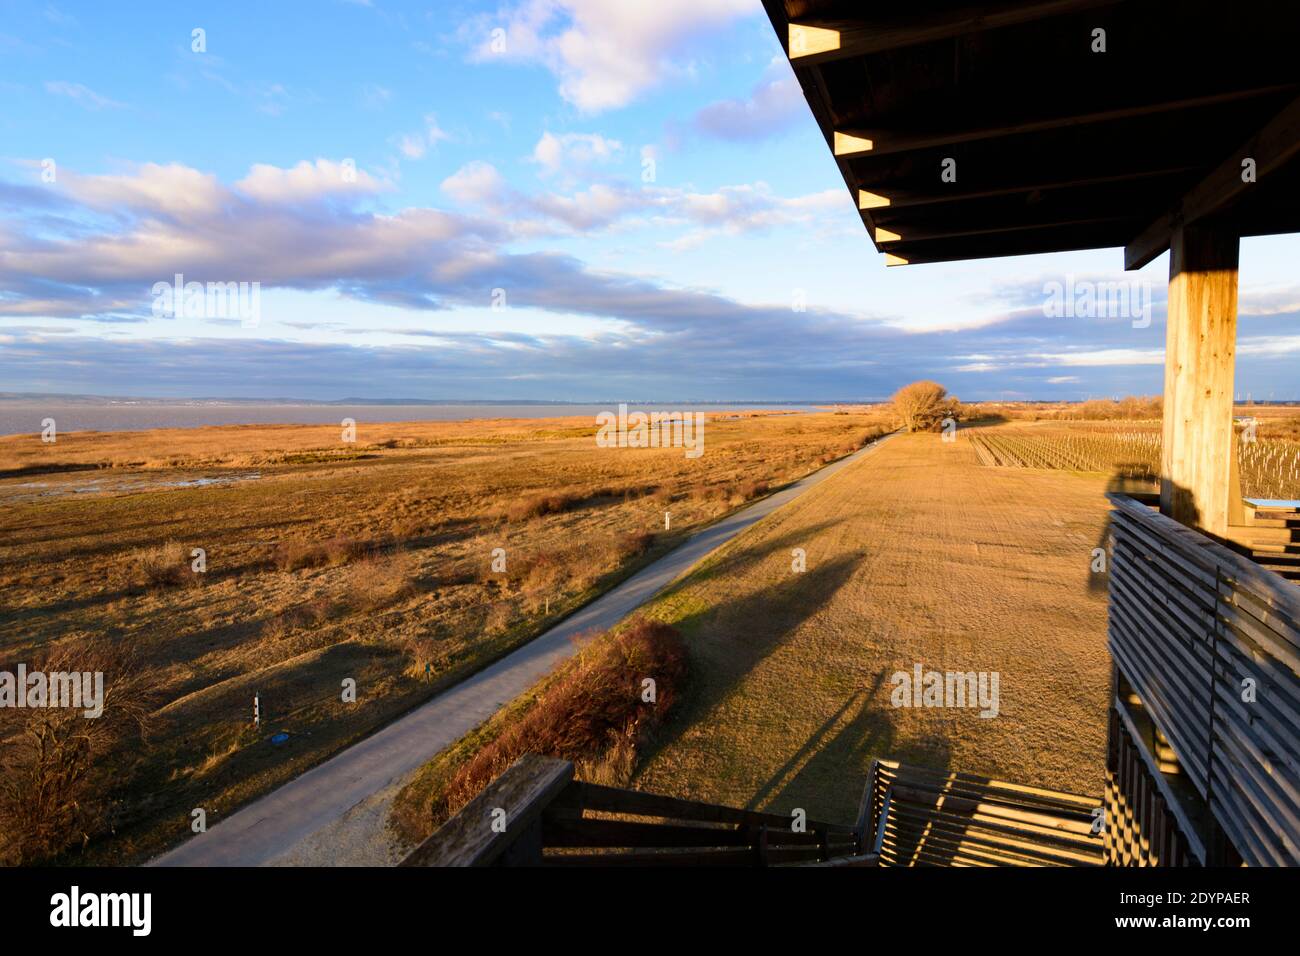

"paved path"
[151,436,890,866]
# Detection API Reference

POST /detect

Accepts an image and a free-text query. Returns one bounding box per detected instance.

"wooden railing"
[1107,493,1300,865]
[866,760,1104,867]
[1107,679,1208,866]
[400,754,875,867]
[1227,500,1300,582]
[401,753,1110,867]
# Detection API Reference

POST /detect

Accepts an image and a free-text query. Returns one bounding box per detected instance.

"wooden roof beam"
[1125,94,1300,270]
[874,221,1137,265]
[859,165,1200,211]
[833,87,1295,158]
[788,0,1124,65]
[877,215,1138,247]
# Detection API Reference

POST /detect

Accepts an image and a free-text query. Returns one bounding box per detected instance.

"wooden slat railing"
[1107,493,1300,865]
[1106,678,1207,866]
[867,760,1104,867]
[401,754,874,867]
[1227,500,1300,581]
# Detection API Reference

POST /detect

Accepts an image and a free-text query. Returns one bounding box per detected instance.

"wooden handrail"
[402,754,866,867]
[400,754,574,867]
[871,786,893,856]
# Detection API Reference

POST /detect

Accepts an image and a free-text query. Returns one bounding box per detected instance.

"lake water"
[0,403,824,436]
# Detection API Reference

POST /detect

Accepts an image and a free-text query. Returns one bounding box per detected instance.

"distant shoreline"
[0,393,874,407]
[0,402,826,437]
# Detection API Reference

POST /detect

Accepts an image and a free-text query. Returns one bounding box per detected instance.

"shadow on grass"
[753,677,953,828]
[634,549,862,776]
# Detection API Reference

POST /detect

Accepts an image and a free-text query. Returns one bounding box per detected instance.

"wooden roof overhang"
[763,0,1300,268]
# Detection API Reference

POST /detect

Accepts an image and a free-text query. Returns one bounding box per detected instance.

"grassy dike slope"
[628,429,1113,824]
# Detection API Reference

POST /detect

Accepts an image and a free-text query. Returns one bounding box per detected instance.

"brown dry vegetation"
[386,428,1122,849]
[890,380,962,433]
[0,410,887,863]
[0,639,160,864]
[389,616,687,845]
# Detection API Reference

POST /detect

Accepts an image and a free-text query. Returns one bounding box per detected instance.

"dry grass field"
[622,429,1115,824]
[389,427,1118,845]
[0,410,888,864]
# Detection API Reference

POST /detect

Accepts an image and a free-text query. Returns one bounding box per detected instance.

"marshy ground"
[0,410,886,864]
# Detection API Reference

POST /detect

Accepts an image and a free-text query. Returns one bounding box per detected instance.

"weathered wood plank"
[556,780,852,835]
[400,755,574,867]
[541,817,831,850]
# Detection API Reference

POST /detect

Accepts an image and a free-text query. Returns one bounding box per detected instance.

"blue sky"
[1,0,1297,402]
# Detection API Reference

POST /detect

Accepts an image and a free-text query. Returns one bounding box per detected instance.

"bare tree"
[0,640,157,864]
[891,380,959,432]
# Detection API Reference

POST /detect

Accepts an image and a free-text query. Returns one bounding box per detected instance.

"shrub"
[128,541,192,590]
[271,535,381,572]
[345,552,418,612]
[519,550,568,595]
[439,618,687,820]
[483,601,514,634]
[0,640,159,864]
[260,596,335,641]
[503,491,581,522]
[616,531,655,558]
[511,532,656,607]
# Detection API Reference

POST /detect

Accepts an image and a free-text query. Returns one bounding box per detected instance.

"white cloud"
[468,0,756,112]
[395,114,453,160]
[44,80,126,110]
[1240,287,1300,317]
[660,184,846,249]
[361,83,392,108]
[440,160,847,242]
[441,161,510,208]
[691,56,804,142]
[0,159,490,320]
[531,131,623,174]
[236,159,387,202]
[63,163,225,216]
[398,134,427,159]
[425,114,451,145]
[1239,335,1300,356]
[1036,348,1165,366]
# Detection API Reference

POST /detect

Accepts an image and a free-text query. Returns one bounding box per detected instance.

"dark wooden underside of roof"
[765,0,1300,266]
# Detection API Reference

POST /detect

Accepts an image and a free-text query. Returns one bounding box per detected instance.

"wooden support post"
[1160,224,1240,537]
